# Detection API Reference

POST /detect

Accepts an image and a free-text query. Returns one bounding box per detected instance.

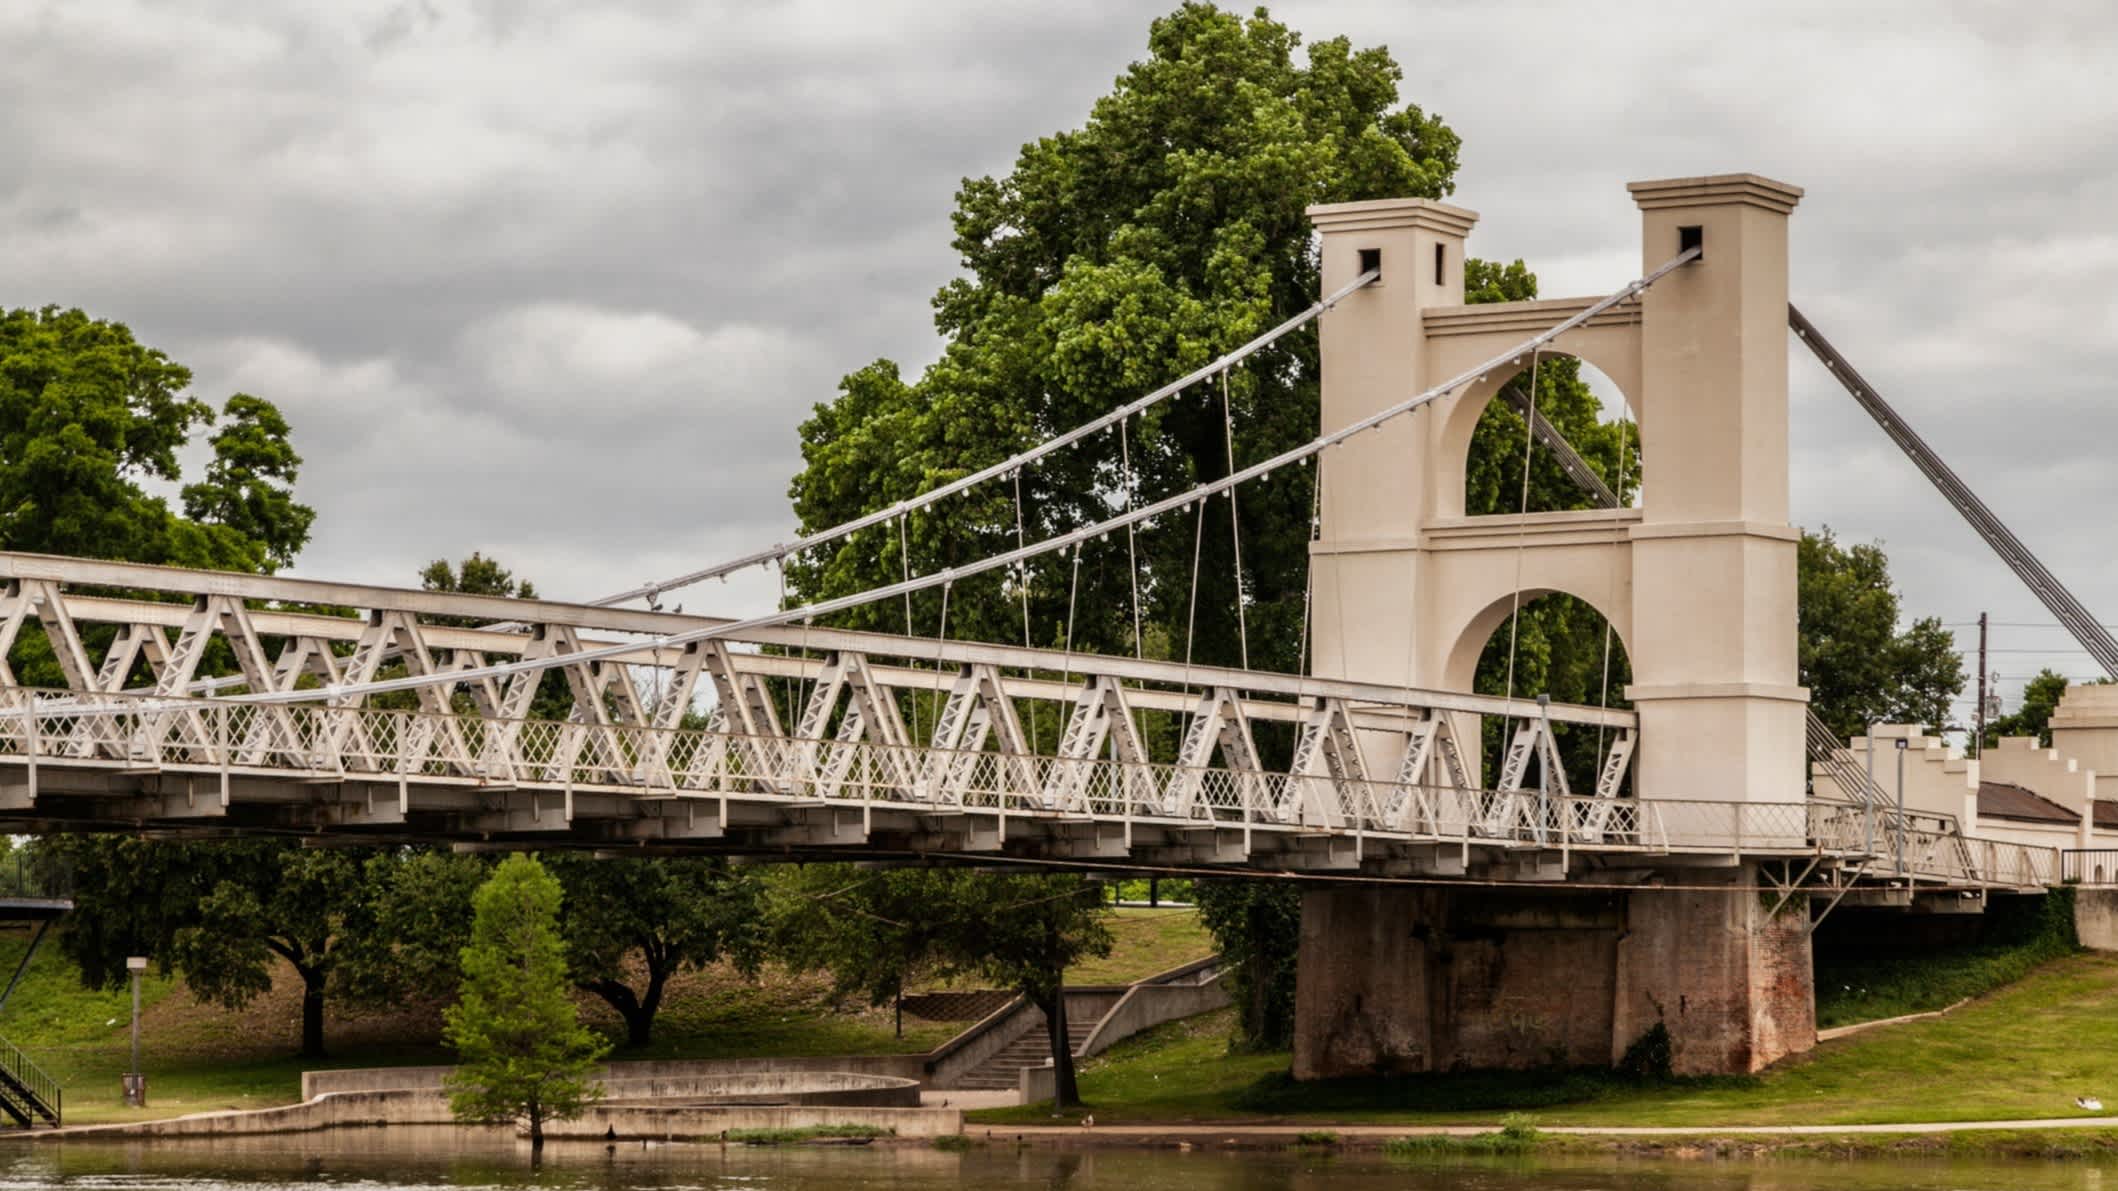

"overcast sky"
[6,0,2116,719]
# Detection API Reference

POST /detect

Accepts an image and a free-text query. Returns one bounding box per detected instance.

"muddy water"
[2,1133,2113,1190]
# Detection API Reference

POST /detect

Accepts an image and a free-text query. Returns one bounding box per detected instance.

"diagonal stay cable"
[1790,304,2118,681]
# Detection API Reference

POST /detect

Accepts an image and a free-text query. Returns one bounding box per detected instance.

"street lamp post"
[124,956,147,1107]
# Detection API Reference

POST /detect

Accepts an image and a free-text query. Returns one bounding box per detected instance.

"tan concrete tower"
[1625,175,1807,808]
[1307,197,1477,690]
[1304,174,1808,809]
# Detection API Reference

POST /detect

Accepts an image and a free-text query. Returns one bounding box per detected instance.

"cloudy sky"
[6,0,2117,719]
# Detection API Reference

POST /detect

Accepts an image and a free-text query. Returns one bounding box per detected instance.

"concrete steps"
[954,1021,1095,1090]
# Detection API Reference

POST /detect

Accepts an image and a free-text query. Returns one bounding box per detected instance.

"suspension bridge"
[2,172,2107,1078]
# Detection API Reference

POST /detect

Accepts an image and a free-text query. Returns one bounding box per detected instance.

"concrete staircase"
[954,1018,1096,1091]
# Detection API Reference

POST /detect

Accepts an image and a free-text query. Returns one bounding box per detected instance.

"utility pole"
[1975,612,1990,757]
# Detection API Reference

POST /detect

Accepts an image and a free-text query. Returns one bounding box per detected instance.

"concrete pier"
[1292,869,1814,1078]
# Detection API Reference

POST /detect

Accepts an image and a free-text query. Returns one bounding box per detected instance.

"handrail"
[0,1034,61,1125]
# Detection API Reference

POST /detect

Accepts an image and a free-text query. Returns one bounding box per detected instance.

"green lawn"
[976,951,2118,1129]
[0,903,1214,1126]
[1067,907,1214,986]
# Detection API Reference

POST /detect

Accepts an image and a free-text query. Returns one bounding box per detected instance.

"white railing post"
[22,692,38,803]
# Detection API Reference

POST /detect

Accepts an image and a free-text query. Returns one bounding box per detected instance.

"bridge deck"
[0,689,2053,890]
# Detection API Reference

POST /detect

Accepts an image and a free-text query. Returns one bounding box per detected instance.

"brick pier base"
[1291,867,1815,1078]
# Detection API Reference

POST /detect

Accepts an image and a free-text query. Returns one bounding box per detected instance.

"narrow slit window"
[1434,242,1445,285]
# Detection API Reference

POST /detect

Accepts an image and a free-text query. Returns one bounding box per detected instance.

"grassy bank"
[1813,889,2079,1027]
[0,906,1211,1125]
[976,950,2118,1129]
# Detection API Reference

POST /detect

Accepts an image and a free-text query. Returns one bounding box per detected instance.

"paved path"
[973,1116,2118,1140]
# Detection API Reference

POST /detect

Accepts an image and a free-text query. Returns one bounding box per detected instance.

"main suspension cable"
[181,248,1694,710]
[586,269,1383,610]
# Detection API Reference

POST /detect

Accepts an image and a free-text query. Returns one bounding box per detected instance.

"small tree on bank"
[443,855,608,1148]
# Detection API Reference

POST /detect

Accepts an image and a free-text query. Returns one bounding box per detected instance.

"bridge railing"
[0,688,2063,885]
[0,687,1757,852]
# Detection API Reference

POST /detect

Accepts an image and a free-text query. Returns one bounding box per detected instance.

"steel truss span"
[0,553,2052,889]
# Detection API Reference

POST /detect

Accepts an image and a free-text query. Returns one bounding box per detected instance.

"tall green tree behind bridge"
[787,2,1459,674]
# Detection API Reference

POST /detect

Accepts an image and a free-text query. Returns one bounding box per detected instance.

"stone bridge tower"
[1294,175,1816,1078]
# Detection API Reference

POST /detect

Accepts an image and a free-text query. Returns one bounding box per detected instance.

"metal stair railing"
[0,1035,61,1126]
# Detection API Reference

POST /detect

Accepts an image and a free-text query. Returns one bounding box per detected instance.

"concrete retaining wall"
[549,1104,961,1140]
[302,1054,927,1101]
[924,997,1035,1089]
[1078,975,1229,1059]
[48,1093,958,1141]
[2077,887,2118,950]
[591,1071,920,1108]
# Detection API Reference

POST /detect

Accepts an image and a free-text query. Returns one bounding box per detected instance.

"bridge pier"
[1291,867,1813,1078]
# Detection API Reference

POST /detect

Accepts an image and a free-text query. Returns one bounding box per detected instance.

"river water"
[4,1136,2117,1191]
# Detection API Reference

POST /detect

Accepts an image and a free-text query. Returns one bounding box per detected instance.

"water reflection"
[1,1135,2115,1191]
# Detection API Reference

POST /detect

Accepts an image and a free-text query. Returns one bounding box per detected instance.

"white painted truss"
[0,552,2056,889]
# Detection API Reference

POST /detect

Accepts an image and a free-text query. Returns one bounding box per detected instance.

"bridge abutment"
[1292,868,1813,1079]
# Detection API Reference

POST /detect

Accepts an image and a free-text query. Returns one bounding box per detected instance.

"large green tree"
[1797,526,1965,738]
[543,854,763,1048]
[39,838,410,1058]
[1983,668,2072,748]
[0,306,312,573]
[933,872,1111,1110]
[763,865,958,1040]
[444,855,607,1148]
[765,868,1110,1106]
[788,3,1459,682]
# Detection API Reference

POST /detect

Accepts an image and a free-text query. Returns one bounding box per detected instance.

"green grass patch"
[973,949,2118,1130]
[1291,1129,1338,1146]
[1068,907,1214,987]
[726,1124,892,1145]
[1383,1114,1544,1157]
[930,1133,976,1152]
[1814,888,2079,1027]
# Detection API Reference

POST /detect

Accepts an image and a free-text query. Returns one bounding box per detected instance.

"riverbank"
[0,907,1210,1125]
[957,1119,2118,1161]
[973,951,2118,1130]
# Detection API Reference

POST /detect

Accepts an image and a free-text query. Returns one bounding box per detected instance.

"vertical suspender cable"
[1222,370,1251,671]
[1120,418,1145,660]
[1013,468,1038,756]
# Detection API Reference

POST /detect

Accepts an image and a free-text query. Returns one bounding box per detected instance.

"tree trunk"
[894,977,903,1040]
[1039,985,1080,1109]
[585,978,655,1048]
[528,1102,544,1151]
[635,965,669,1048]
[1241,952,1272,1048]
[299,968,327,1060]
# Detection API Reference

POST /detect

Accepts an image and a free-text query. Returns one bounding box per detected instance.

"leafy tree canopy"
[1983,667,2076,748]
[0,306,313,573]
[1798,526,1965,738]
[39,837,407,1058]
[788,2,1460,677]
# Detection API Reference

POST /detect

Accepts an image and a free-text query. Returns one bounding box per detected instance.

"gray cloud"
[5,0,2117,716]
